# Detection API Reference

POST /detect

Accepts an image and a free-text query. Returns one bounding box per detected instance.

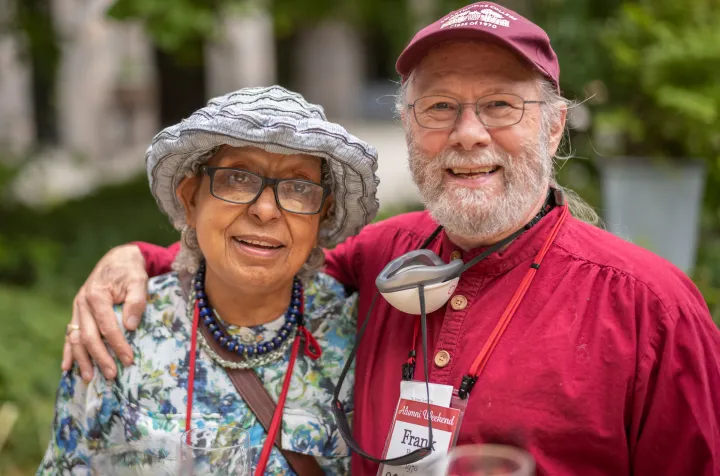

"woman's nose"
[248,186,282,222]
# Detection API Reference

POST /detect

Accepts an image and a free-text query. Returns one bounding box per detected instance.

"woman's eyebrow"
[276,157,322,172]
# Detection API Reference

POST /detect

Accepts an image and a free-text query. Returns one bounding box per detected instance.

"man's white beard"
[407,131,552,243]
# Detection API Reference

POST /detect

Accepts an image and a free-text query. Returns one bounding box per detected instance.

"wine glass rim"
[446,443,535,475]
[181,427,250,451]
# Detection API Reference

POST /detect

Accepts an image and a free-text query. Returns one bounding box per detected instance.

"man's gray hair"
[395,72,601,227]
[173,152,333,280]
[536,79,601,226]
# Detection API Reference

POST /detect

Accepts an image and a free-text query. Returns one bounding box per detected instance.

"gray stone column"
[51,0,158,160]
[108,22,158,149]
[205,5,276,98]
[293,20,365,120]
[51,0,116,159]
[0,0,35,156]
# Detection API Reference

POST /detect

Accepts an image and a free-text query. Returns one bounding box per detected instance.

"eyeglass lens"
[413,93,526,129]
[210,169,325,214]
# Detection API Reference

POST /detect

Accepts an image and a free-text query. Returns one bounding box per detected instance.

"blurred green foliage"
[593,0,720,316]
[107,0,221,62]
[2,0,720,474]
[598,0,720,158]
[106,0,416,63]
[0,170,179,474]
[0,172,178,301]
[0,287,69,476]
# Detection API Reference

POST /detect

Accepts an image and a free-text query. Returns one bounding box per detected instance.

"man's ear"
[548,109,567,157]
[176,175,201,228]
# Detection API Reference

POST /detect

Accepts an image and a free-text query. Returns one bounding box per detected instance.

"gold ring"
[66,324,81,336]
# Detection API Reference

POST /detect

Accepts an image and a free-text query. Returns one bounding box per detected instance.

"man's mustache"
[433,148,511,169]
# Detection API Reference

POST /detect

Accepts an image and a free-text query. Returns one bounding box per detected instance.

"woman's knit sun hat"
[145,86,380,247]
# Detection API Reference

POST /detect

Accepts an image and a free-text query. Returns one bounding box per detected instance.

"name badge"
[377,382,467,476]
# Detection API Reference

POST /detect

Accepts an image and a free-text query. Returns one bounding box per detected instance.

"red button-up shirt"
[139,207,720,475]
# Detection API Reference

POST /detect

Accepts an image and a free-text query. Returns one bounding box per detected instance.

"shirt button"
[450,250,462,261]
[450,295,467,310]
[434,350,451,368]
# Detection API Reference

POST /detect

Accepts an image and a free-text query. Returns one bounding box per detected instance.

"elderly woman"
[38,86,378,475]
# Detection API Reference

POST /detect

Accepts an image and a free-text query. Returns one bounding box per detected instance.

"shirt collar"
[436,205,566,276]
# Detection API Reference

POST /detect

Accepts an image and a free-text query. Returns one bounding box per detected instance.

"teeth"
[451,166,497,175]
[236,238,279,248]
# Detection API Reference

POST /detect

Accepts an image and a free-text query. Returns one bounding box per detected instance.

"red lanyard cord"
[460,205,568,398]
[186,302,201,436]
[407,206,569,398]
[185,290,322,475]
[402,319,421,380]
[254,335,301,474]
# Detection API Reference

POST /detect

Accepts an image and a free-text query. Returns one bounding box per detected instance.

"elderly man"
[63,2,719,475]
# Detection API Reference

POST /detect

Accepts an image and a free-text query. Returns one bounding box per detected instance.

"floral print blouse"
[38,271,357,475]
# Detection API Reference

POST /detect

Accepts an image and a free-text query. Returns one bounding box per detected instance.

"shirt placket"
[428,269,485,385]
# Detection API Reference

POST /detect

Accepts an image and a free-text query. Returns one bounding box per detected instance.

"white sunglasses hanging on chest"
[376,190,557,314]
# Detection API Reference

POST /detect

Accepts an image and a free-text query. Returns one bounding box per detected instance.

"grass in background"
[0,286,68,476]
[0,172,179,475]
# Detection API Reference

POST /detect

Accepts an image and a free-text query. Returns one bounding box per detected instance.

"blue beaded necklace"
[186,262,320,475]
[193,261,302,358]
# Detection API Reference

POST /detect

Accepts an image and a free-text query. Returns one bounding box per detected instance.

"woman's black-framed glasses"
[408,93,545,129]
[202,166,330,215]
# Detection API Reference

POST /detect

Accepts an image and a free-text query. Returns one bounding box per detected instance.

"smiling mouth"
[232,237,284,250]
[448,166,500,178]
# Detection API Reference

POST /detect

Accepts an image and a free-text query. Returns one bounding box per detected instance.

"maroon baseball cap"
[396,2,560,90]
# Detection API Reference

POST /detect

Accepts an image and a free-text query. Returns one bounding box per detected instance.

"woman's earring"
[181,225,197,249]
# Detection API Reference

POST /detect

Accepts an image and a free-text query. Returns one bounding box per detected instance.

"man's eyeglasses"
[202,166,330,215]
[407,93,545,129]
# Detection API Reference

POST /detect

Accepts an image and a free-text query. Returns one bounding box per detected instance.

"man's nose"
[448,105,492,151]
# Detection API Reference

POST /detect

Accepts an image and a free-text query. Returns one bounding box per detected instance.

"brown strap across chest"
[198,325,325,476]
